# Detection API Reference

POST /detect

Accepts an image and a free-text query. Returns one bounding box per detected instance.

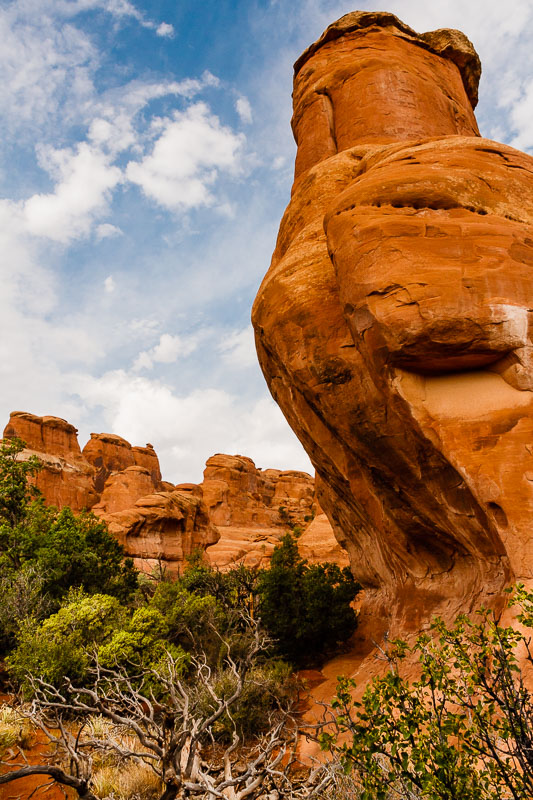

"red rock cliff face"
[82,433,161,493]
[2,412,218,574]
[4,411,98,512]
[103,490,219,575]
[200,454,314,528]
[199,454,347,569]
[253,11,533,643]
[3,412,347,573]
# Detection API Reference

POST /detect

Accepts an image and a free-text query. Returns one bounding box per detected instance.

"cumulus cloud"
[88,72,220,157]
[104,275,115,293]
[126,103,245,211]
[7,64,235,244]
[75,369,312,481]
[235,96,253,124]
[509,84,533,151]
[128,318,161,338]
[218,326,257,369]
[0,1,176,139]
[24,143,122,242]
[96,222,122,240]
[0,0,243,244]
[51,0,174,37]
[0,200,55,313]
[0,199,109,426]
[0,8,96,134]
[156,22,175,38]
[133,333,199,371]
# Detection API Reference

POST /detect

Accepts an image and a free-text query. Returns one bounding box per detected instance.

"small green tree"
[0,437,40,546]
[258,534,359,666]
[0,563,51,652]
[25,505,138,603]
[179,552,259,616]
[8,591,126,688]
[321,585,533,800]
[0,438,137,625]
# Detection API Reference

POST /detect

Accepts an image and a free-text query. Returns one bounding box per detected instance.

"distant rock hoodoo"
[3,411,346,573]
[252,10,533,640]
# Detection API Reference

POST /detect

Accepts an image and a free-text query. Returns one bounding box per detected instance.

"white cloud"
[509,83,533,151]
[133,333,199,371]
[53,0,173,36]
[235,96,253,124]
[0,200,55,313]
[0,2,195,144]
[0,7,96,134]
[104,275,115,293]
[0,4,239,247]
[74,370,312,482]
[128,318,161,338]
[0,201,109,427]
[156,22,174,38]
[152,334,196,363]
[126,103,245,211]
[88,73,219,157]
[24,142,122,242]
[201,71,220,89]
[132,352,153,371]
[96,222,122,240]
[218,326,257,369]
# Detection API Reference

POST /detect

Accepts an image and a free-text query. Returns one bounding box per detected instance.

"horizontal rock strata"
[253,10,533,655]
[2,412,346,573]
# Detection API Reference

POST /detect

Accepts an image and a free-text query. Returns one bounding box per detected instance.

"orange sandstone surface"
[253,9,533,680]
[2,411,345,574]
[200,453,346,569]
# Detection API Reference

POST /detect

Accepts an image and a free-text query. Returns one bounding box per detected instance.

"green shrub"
[0,438,137,656]
[257,534,359,666]
[98,605,188,678]
[0,436,40,530]
[8,591,125,689]
[322,585,533,800]
[20,504,138,603]
[0,563,51,651]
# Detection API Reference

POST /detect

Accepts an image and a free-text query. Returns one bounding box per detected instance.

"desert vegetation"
[0,438,358,798]
[320,587,533,800]
[2,438,533,799]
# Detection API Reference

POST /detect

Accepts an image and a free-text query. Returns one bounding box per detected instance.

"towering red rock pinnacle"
[253,11,533,643]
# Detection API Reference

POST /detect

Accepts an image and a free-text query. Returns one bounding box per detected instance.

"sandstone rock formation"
[4,411,98,512]
[199,454,341,569]
[2,412,218,574]
[253,10,533,647]
[91,466,159,515]
[82,433,161,493]
[3,412,347,573]
[201,454,314,527]
[103,490,218,575]
[297,513,350,568]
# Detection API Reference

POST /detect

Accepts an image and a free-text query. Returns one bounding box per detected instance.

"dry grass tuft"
[86,714,117,740]
[0,704,32,753]
[325,764,422,800]
[91,762,162,800]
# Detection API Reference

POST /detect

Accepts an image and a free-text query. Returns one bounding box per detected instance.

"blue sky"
[1,0,533,483]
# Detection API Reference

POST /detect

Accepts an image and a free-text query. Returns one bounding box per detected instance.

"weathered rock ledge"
[3,411,346,573]
[253,9,533,657]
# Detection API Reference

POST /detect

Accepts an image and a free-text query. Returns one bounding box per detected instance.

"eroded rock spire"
[253,10,533,643]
